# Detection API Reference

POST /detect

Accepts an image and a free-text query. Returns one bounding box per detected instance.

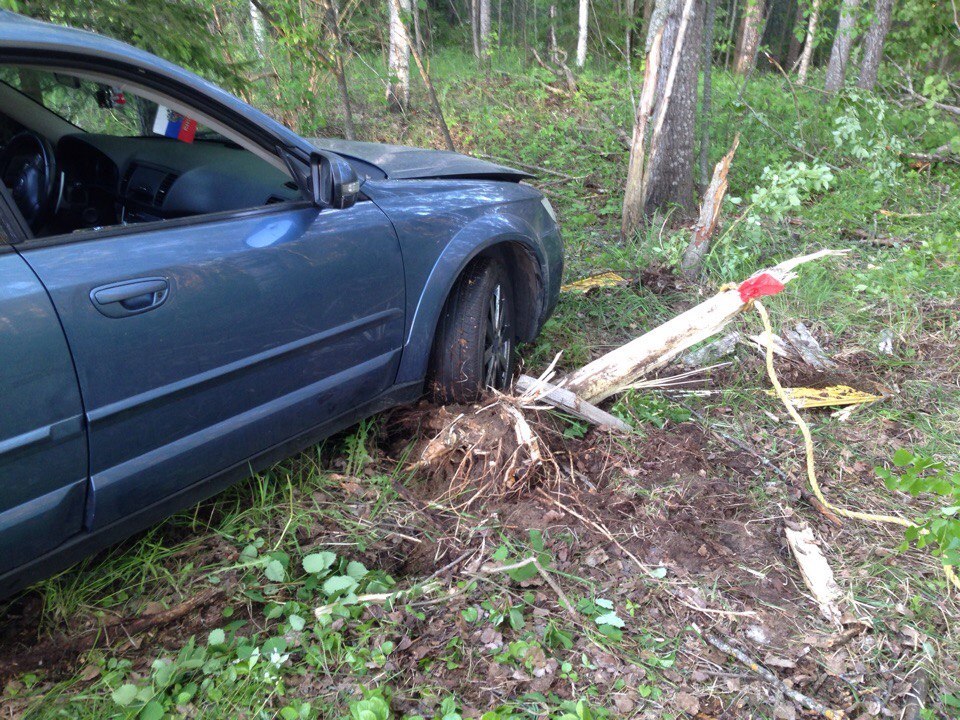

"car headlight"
[540,197,558,224]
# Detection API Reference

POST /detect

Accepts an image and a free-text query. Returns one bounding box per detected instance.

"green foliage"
[575,597,624,641]
[747,160,835,223]
[613,390,691,429]
[876,449,960,567]
[6,0,245,89]
[348,691,392,720]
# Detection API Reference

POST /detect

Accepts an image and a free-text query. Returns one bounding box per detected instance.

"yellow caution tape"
[560,271,628,294]
[754,301,959,593]
[765,385,882,409]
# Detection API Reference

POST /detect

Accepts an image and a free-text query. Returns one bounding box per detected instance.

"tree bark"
[470,0,481,57]
[249,0,267,58]
[479,0,492,59]
[625,0,637,56]
[387,0,412,110]
[856,0,894,90]
[786,0,804,68]
[324,0,356,140]
[698,0,717,189]
[548,4,560,64]
[734,0,766,74]
[796,0,821,84]
[823,0,862,92]
[644,0,704,214]
[576,0,589,67]
[622,21,664,239]
[622,0,704,237]
[723,0,739,69]
[643,0,656,33]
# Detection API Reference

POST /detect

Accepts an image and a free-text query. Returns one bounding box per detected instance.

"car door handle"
[91,277,169,317]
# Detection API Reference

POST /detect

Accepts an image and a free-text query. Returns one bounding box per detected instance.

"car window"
[0,67,226,141]
[0,66,302,239]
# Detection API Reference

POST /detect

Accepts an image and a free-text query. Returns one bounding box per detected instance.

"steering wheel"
[0,131,58,234]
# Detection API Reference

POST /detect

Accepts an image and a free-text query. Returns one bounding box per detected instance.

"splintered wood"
[558,249,848,404]
[681,135,740,276]
[784,525,844,626]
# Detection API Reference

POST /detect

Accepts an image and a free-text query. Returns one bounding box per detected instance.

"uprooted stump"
[404,398,559,510]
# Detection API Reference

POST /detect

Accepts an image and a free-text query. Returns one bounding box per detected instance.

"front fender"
[396,211,548,385]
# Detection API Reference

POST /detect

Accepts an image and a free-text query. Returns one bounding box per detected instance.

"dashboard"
[55,133,301,231]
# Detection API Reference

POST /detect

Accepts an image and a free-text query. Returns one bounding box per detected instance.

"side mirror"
[310,151,360,210]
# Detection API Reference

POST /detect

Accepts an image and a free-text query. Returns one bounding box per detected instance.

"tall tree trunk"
[796,0,821,84]
[548,5,560,64]
[249,0,267,58]
[723,0,739,69]
[699,0,717,189]
[733,0,765,73]
[576,0,589,67]
[625,0,636,56]
[622,0,705,238]
[324,0,356,140]
[643,0,656,33]
[479,0,492,57]
[387,0,412,110]
[786,0,804,68]
[856,0,894,90]
[823,0,862,92]
[470,0,481,57]
[412,0,425,55]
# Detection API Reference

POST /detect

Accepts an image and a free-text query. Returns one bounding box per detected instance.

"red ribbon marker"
[738,273,785,303]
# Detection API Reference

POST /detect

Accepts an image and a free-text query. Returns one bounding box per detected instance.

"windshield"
[0,67,227,141]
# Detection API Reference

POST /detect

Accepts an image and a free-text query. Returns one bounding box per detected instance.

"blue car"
[0,10,562,597]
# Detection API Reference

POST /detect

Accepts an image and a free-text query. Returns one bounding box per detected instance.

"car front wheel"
[430,257,516,403]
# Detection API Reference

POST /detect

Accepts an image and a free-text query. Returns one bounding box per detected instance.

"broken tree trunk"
[514,375,631,432]
[559,249,847,404]
[681,134,739,277]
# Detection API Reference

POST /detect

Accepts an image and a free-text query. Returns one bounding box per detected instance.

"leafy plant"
[876,448,960,566]
[576,597,625,640]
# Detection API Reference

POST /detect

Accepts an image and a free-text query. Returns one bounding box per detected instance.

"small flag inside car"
[152,105,197,143]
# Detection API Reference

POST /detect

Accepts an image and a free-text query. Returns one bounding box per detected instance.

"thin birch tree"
[796,0,821,84]
[576,0,589,67]
[387,0,412,110]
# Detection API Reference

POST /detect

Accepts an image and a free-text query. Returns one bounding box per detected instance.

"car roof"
[0,9,305,152]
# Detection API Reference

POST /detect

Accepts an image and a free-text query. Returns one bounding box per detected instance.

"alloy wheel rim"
[483,283,510,388]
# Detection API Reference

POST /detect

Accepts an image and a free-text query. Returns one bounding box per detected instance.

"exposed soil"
[0,385,940,717]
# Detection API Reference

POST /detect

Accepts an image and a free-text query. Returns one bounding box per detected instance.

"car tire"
[429,257,517,403]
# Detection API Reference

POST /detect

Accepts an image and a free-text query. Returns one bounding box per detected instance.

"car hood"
[308,138,531,181]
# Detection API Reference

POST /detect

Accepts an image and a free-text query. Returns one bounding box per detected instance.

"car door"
[16,200,405,530]
[0,195,87,575]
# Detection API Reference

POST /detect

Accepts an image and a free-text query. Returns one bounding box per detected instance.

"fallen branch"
[903,143,960,165]
[514,374,630,432]
[560,249,848,403]
[314,581,442,619]
[0,581,232,678]
[696,626,845,719]
[479,556,577,619]
[783,322,837,371]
